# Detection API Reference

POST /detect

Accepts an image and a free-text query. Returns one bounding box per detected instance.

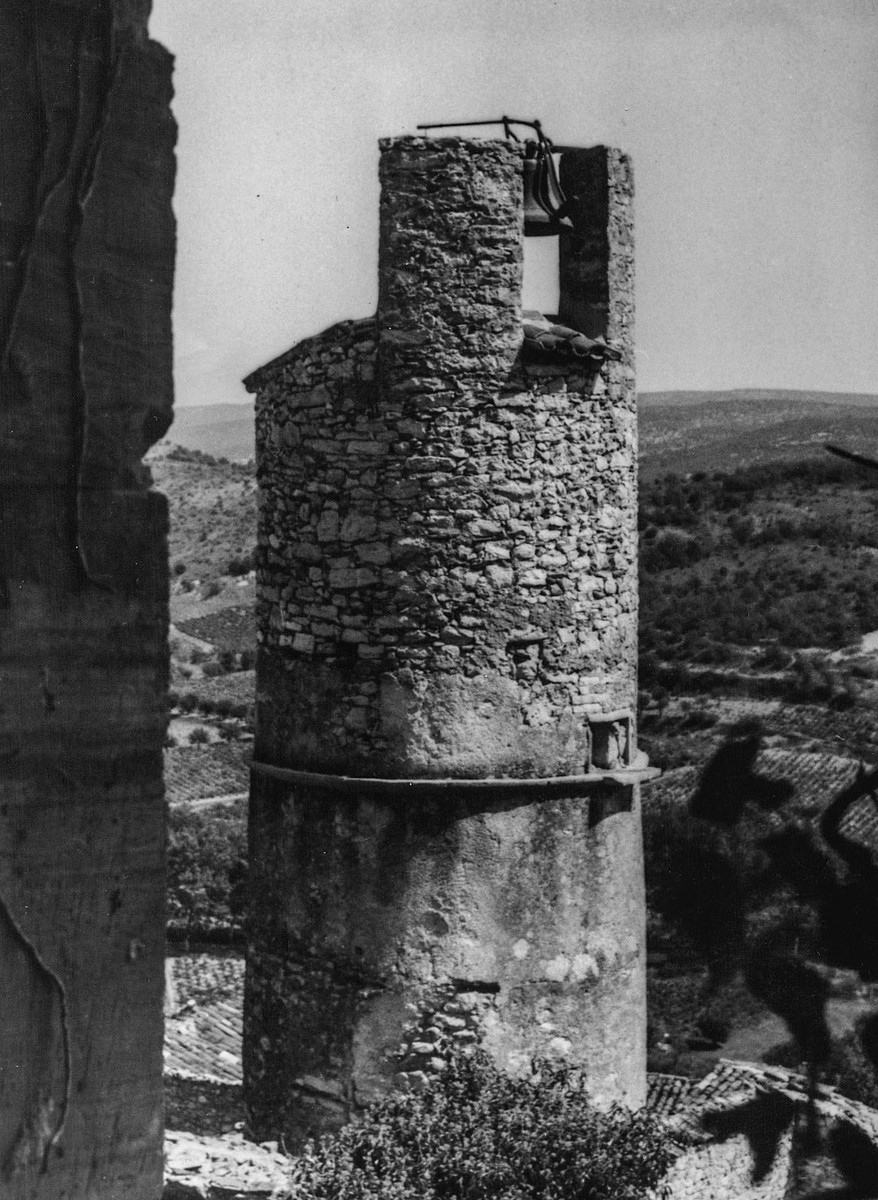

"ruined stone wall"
[245,136,646,1148]
[0,3,174,1195]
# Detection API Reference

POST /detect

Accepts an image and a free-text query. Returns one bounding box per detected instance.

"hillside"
[639,389,878,479]
[638,458,878,665]
[148,444,257,583]
[165,402,255,462]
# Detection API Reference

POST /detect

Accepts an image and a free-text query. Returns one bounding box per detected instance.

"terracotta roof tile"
[649,1059,878,1149]
[521,310,622,364]
[165,954,245,1084]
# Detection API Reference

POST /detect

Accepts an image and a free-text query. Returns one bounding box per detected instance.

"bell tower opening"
[522,233,560,318]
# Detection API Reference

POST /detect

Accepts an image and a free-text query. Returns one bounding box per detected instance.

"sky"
[150,0,878,407]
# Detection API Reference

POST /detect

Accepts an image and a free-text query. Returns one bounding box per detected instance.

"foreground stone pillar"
[245,136,651,1148]
[0,3,175,1195]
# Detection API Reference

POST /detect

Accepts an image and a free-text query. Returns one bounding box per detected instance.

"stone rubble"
[164,1130,291,1199]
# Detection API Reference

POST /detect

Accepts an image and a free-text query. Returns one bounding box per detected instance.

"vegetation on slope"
[639,458,878,667]
[167,799,247,940]
[149,444,257,585]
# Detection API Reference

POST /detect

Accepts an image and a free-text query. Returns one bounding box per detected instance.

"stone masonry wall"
[250,138,638,780]
[245,136,645,1149]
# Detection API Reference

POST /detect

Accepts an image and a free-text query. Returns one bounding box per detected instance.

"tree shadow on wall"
[649,722,878,1196]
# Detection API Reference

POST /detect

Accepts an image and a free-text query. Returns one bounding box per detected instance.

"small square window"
[590,716,631,771]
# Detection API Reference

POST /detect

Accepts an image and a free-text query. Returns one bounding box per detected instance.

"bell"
[523,142,575,237]
[523,154,555,236]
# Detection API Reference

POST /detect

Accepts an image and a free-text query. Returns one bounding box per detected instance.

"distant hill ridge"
[165,391,878,476]
[167,403,255,462]
[641,388,878,409]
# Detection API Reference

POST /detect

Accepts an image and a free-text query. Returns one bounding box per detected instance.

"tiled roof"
[164,744,251,805]
[521,310,622,364]
[647,749,878,851]
[646,1073,696,1118]
[165,954,244,1084]
[649,1059,878,1146]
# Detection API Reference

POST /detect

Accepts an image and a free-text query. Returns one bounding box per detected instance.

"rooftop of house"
[648,748,878,852]
[165,953,244,1084]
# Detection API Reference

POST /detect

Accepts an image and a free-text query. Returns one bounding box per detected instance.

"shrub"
[227,555,251,577]
[179,691,199,714]
[218,720,239,742]
[239,648,256,671]
[291,1050,675,1200]
[173,560,187,576]
[167,801,247,934]
[213,697,234,719]
[201,579,222,600]
[202,660,224,678]
[188,726,210,745]
[752,644,791,671]
[219,648,236,673]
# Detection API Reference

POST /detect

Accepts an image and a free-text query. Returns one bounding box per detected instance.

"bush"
[173,560,187,576]
[202,660,224,678]
[167,801,247,935]
[188,726,210,745]
[179,691,199,714]
[291,1051,675,1200]
[227,555,251,577]
[201,579,222,600]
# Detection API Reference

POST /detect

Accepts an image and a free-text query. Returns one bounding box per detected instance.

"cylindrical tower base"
[244,765,648,1146]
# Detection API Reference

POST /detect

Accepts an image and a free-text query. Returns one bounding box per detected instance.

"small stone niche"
[590,714,631,771]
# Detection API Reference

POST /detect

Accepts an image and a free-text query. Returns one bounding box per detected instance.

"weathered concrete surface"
[246,772,645,1146]
[245,137,644,1147]
[0,1,175,1194]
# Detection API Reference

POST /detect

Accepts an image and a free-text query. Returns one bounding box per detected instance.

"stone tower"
[244,134,655,1147]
